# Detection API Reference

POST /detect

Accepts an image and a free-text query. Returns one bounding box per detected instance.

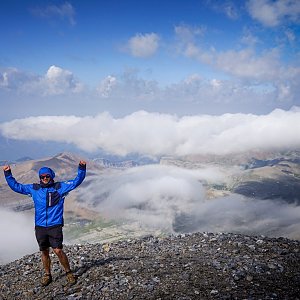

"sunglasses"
[40,174,51,179]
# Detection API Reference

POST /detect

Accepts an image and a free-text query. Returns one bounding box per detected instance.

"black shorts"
[35,225,63,251]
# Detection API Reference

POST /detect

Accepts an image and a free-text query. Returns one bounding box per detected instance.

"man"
[2,160,86,286]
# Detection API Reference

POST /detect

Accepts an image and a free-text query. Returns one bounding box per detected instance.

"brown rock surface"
[0,232,299,299]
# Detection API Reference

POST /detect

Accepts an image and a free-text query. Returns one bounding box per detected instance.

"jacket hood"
[38,167,55,179]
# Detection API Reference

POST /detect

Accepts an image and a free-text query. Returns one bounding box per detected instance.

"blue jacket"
[4,164,86,227]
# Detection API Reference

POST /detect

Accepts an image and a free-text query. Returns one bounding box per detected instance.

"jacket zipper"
[46,190,49,226]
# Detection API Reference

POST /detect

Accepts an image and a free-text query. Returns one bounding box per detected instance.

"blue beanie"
[39,167,55,179]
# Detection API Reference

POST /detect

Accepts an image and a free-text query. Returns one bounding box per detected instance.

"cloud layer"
[0,208,37,264]
[1,108,300,157]
[79,164,300,240]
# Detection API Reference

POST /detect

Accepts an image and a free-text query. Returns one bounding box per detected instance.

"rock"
[0,232,299,299]
[210,289,219,295]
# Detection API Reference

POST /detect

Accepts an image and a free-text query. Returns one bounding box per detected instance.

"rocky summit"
[0,232,299,300]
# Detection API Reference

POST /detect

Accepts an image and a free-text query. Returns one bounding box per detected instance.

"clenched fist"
[3,165,10,172]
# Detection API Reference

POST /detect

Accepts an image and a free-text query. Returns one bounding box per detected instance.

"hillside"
[161,150,300,204]
[0,232,299,299]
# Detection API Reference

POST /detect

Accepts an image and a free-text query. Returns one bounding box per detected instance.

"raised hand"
[3,165,11,172]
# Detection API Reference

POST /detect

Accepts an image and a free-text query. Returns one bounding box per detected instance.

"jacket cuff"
[78,163,86,171]
[4,169,12,177]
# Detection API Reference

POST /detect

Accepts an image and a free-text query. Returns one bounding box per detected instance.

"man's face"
[40,174,51,184]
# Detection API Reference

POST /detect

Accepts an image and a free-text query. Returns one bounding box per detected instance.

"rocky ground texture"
[0,232,299,300]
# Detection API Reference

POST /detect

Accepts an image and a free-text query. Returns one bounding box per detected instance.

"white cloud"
[127,33,160,58]
[183,74,202,85]
[174,24,206,43]
[215,48,281,81]
[0,208,37,264]
[241,31,260,47]
[210,78,222,88]
[175,29,300,88]
[79,164,227,230]
[247,0,300,27]
[174,21,300,88]
[0,67,35,89]
[79,165,300,239]
[179,38,283,82]
[95,70,160,101]
[1,66,299,114]
[97,75,117,97]
[0,71,10,88]
[1,108,300,156]
[30,1,76,26]
[0,65,84,96]
[41,65,83,95]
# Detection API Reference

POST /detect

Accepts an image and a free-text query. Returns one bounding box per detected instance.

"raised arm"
[59,161,87,194]
[3,165,33,195]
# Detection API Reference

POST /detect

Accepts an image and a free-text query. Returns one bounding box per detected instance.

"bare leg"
[52,248,71,272]
[41,249,51,274]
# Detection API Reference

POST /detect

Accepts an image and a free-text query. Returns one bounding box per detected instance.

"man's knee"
[53,248,64,256]
[41,248,50,256]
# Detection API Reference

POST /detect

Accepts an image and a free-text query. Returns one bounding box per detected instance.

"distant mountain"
[92,154,158,168]
[15,156,34,163]
[93,158,139,168]
[160,150,300,205]
[244,157,300,169]
[165,150,300,167]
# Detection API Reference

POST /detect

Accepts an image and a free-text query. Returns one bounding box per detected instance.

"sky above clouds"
[0,0,300,159]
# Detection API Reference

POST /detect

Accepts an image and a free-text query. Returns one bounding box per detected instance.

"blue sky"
[1,0,300,159]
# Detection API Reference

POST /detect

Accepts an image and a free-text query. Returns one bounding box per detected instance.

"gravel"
[0,232,299,299]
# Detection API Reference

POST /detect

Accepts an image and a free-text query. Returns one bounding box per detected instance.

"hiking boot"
[66,271,77,285]
[41,273,52,287]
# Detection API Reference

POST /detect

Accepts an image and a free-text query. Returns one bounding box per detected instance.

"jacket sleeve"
[59,163,86,195]
[4,169,33,196]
